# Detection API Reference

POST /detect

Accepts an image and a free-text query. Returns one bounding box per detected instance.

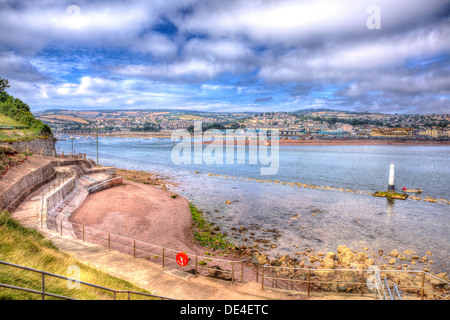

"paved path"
[11,173,374,300]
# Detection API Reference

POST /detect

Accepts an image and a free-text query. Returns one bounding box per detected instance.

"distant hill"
[293,108,342,114]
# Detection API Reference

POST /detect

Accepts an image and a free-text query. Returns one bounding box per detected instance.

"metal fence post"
[195,256,198,277]
[261,266,265,290]
[256,265,259,283]
[41,273,45,300]
[361,269,364,296]
[307,268,311,297]
[162,248,165,268]
[231,262,235,284]
[421,271,425,300]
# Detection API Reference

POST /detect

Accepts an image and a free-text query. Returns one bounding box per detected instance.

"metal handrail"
[260,264,448,300]
[384,277,403,300]
[385,277,393,300]
[0,260,174,300]
[393,283,402,300]
[374,268,387,300]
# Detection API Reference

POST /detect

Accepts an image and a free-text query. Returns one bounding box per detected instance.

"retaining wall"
[0,156,55,212]
[45,176,78,214]
[87,177,123,194]
[1,136,56,156]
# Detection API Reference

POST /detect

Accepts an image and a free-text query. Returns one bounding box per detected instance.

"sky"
[0,0,449,114]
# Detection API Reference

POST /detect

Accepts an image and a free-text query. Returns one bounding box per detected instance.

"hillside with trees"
[0,77,52,142]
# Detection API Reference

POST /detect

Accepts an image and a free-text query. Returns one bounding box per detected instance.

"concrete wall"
[46,176,78,214]
[1,136,56,156]
[87,177,123,194]
[0,156,56,212]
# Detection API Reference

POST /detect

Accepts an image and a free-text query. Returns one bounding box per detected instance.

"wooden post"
[307,268,311,297]
[421,271,425,300]
[261,266,265,290]
[231,261,235,284]
[162,248,165,268]
[360,270,364,296]
[133,240,136,258]
[195,256,198,277]
[108,233,110,251]
[82,226,85,242]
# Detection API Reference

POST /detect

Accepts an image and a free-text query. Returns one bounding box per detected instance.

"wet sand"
[69,180,201,254]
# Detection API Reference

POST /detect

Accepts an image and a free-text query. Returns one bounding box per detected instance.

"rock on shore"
[245,244,449,298]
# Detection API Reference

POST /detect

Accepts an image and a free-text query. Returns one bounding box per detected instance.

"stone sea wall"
[2,136,56,156]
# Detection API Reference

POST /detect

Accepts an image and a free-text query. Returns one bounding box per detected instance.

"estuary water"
[56,136,450,272]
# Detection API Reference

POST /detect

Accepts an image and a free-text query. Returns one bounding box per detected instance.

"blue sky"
[1,0,449,114]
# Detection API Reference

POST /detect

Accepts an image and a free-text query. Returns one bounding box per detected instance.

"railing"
[40,213,449,299]
[385,277,402,300]
[373,267,387,300]
[0,260,174,300]
[53,151,86,159]
[42,217,252,284]
[260,264,449,300]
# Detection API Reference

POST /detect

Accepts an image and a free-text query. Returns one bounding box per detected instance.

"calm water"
[57,136,450,272]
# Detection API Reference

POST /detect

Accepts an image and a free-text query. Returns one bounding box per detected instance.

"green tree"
[0,77,10,93]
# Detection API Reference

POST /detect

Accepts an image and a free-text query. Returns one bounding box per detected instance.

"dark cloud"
[255,97,273,103]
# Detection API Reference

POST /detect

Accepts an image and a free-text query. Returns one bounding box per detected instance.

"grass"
[0,112,49,143]
[0,113,24,127]
[372,191,409,200]
[0,211,156,300]
[189,203,234,252]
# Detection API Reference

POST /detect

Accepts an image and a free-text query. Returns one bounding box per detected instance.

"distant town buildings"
[37,109,449,140]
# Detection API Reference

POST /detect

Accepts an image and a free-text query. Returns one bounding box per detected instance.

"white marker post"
[387,163,395,193]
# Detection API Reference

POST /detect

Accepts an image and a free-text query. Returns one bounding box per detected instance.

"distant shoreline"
[198,139,450,146]
[57,131,450,146]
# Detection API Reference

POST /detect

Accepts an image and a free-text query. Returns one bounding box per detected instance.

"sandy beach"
[69,180,203,254]
[60,131,449,146]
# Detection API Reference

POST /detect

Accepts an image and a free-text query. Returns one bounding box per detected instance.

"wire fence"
[0,261,174,300]
[44,217,252,284]
[259,264,450,300]
[33,167,450,300]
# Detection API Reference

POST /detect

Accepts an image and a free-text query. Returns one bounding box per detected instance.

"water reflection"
[386,198,395,227]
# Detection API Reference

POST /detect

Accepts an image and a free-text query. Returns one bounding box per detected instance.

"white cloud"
[1,0,449,113]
